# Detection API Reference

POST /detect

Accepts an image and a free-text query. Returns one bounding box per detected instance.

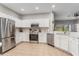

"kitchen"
[0,3,79,56]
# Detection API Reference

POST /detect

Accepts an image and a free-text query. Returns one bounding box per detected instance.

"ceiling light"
[35,7,39,10]
[21,8,25,11]
[52,5,55,8]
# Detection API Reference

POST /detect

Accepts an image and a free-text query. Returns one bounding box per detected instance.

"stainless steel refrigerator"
[0,17,16,53]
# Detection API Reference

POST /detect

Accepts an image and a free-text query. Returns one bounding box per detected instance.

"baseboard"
[38,42,47,44]
[21,41,29,43]
[16,41,23,46]
[47,44,54,47]
[16,41,37,45]
[54,46,73,56]
[21,41,47,44]
[16,41,47,45]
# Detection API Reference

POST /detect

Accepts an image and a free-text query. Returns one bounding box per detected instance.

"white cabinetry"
[60,36,69,51]
[16,20,21,27]
[68,37,79,56]
[39,22,47,27]
[54,35,60,48]
[54,33,79,56]
[54,34,69,51]
[16,20,30,27]
[39,20,49,27]
[39,33,47,43]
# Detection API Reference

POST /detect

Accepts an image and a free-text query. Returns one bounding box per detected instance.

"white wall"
[0,4,20,27]
[0,4,20,18]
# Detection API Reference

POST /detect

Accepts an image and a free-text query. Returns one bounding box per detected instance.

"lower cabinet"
[68,37,79,56]
[60,36,69,51]
[54,35,60,48]
[39,33,47,43]
[54,34,79,56]
[54,35,68,51]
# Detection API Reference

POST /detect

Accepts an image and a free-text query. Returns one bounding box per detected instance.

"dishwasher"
[47,33,54,47]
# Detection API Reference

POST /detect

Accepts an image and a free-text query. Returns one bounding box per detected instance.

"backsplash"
[54,20,77,32]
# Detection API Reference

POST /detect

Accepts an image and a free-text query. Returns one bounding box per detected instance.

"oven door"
[30,34,38,41]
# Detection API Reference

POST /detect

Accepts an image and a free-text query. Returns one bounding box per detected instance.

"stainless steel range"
[0,17,16,53]
[29,24,39,43]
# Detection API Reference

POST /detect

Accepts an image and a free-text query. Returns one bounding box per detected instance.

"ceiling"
[53,3,79,19]
[2,3,53,15]
[1,3,79,20]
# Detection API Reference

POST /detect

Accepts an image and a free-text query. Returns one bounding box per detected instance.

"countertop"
[54,31,79,39]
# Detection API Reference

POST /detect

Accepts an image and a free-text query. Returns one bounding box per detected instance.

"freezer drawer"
[2,38,11,52]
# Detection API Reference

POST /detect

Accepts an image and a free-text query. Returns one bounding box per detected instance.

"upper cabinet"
[15,20,21,27]
[39,19,49,28]
[16,20,30,28]
[16,13,54,28]
[16,19,50,28]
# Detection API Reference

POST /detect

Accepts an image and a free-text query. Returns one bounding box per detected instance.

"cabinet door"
[68,37,72,54]
[69,38,79,56]
[39,33,47,43]
[60,36,68,51]
[69,38,75,55]
[54,35,60,48]
[39,20,49,27]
